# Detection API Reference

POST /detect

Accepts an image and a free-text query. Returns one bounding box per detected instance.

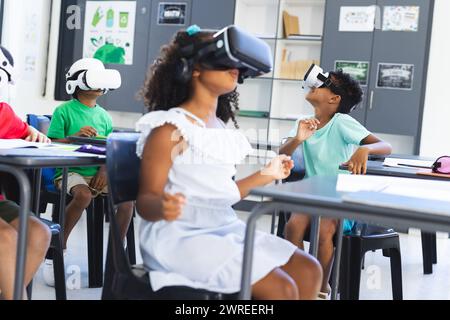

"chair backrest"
[26,114,56,192]
[26,114,52,135]
[104,132,142,294]
[106,132,141,205]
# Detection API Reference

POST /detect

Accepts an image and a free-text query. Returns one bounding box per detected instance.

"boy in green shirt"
[279,69,392,299]
[45,58,133,287]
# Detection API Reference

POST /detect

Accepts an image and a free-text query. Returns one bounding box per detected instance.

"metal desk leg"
[32,169,42,215]
[331,220,344,300]
[0,165,32,300]
[309,216,321,258]
[240,203,278,300]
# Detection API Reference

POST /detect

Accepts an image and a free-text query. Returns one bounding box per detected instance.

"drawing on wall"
[383,6,420,32]
[335,61,370,86]
[339,6,376,32]
[83,1,137,65]
[158,2,187,25]
[376,63,414,90]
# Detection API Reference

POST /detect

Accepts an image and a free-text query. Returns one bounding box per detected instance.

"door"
[366,0,434,138]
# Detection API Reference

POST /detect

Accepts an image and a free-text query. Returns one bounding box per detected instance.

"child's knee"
[319,220,337,239]
[287,213,309,230]
[28,218,51,249]
[0,224,17,248]
[278,277,299,300]
[71,186,93,207]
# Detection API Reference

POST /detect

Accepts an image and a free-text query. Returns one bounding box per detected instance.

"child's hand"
[262,155,294,180]
[295,118,320,142]
[75,126,98,137]
[24,126,51,143]
[90,167,107,191]
[161,193,186,221]
[343,147,370,175]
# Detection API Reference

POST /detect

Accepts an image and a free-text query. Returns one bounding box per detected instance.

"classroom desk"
[340,156,448,274]
[0,149,104,300]
[239,176,450,300]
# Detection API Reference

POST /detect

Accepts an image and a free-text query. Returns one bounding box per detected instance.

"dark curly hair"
[140,29,240,128]
[328,69,363,114]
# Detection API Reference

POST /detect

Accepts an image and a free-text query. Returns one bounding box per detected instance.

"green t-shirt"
[288,113,371,233]
[48,99,113,178]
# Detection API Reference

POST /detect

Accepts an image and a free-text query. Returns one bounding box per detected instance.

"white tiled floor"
[30,209,450,300]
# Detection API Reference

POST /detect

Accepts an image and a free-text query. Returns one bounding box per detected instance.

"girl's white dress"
[136,107,297,293]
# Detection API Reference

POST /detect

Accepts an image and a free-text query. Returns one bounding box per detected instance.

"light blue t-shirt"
[287,113,371,232]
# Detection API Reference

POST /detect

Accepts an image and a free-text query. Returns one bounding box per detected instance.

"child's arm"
[279,118,320,156]
[136,124,186,222]
[236,155,294,199]
[344,134,392,174]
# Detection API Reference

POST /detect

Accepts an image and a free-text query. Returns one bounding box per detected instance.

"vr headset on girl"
[176,25,273,84]
[65,58,121,95]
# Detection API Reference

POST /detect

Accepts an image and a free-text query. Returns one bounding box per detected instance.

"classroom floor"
[30,209,450,300]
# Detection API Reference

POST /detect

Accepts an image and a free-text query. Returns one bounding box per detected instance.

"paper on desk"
[383,157,434,169]
[337,174,450,203]
[0,139,52,149]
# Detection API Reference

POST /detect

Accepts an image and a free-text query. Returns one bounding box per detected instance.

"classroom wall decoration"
[82,1,137,65]
[158,2,187,25]
[335,60,370,86]
[338,6,376,32]
[376,63,414,90]
[382,6,420,32]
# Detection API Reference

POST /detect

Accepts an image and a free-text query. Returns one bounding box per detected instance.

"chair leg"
[421,231,433,274]
[51,236,67,300]
[431,233,437,264]
[346,240,363,300]
[26,281,33,300]
[126,216,136,265]
[389,247,403,300]
[87,198,104,288]
[338,237,351,300]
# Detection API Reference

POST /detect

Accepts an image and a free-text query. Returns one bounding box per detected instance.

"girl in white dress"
[136,28,322,300]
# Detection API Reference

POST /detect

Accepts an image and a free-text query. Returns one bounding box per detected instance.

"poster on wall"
[22,4,43,81]
[376,63,414,90]
[335,61,370,86]
[383,6,420,32]
[83,1,137,65]
[339,6,376,32]
[158,2,187,25]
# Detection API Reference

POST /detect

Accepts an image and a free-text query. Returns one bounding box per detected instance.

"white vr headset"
[0,46,15,88]
[66,58,121,95]
[302,64,331,89]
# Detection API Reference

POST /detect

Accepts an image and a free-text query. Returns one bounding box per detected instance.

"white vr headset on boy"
[0,46,15,89]
[179,25,273,83]
[65,58,121,95]
[302,64,332,89]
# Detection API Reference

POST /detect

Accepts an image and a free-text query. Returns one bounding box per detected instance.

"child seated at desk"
[0,45,51,300]
[45,58,133,287]
[279,67,392,299]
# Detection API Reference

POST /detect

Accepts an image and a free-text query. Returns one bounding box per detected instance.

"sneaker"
[43,259,55,287]
[317,291,331,300]
[43,250,67,287]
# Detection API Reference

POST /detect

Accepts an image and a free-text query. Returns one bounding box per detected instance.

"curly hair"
[140,29,240,128]
[329,69,363,114]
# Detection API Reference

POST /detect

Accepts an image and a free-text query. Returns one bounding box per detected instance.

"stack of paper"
[383,157,434,169]
[0,139,52,149]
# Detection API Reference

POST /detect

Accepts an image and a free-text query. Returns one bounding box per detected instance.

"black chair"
[102,132,239,300]
[26,114,136,288]
[277,146,403,300]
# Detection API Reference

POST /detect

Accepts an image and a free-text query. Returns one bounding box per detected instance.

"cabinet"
[321,0,434,154]
[233,0,326,146]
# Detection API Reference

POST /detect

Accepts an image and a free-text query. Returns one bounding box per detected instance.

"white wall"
[419,0,450,157]
[1,0,448,155]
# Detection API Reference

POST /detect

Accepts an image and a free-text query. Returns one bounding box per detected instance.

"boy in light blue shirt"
[279,69,392,299]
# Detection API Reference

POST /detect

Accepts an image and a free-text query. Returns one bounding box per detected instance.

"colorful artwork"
[83,1,136,65]
[383,6,420,32]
